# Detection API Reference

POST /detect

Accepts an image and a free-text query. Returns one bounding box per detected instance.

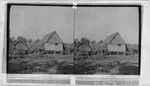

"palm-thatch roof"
[90,42,107,52]
[40,31,63,45]
[89,32,126,52]
[104,32,126,45]
[77,41,92,52]
[14,40,29,50]
[98,41,108,50]
[28,31,63,50]
[26,40,44,51]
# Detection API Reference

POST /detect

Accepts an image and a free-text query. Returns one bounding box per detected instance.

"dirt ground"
[74,54,139,75]
[7,54,139,75]
[8,54,73,74]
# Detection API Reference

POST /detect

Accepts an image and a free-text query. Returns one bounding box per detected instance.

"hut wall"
[107,44,126,52]
[44,43,63,51]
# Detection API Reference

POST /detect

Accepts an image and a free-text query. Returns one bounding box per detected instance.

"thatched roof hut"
[14,40,29,51]
[39,31,64,51]
[90,42,107,52]
[103,32,126,52]
[77,41,92,52]
[40,31,63,45]
[104,32,126,45]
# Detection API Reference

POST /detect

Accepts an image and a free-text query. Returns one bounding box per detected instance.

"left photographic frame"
[1,2,75,85]
[7,4,74,74]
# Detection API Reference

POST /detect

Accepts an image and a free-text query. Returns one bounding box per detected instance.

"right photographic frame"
[73,5,141,75]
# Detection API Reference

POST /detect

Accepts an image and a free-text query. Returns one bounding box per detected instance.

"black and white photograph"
[73,6,140,75]
[7,4,141,75]
[8,5,74,74]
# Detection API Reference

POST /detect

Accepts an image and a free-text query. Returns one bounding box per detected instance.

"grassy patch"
[7,54,139,75]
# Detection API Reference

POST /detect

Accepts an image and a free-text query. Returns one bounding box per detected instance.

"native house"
[104,32,126,55]
[77,40,93,55]
[14,40,29,55]
[40,31,63,53]
[14,41,29,50]
[23,40,43,54]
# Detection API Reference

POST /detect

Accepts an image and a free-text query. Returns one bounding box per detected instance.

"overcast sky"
[10,6,139,44]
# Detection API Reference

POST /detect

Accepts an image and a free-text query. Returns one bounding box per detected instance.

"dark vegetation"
[8,54,73,74]
[8,36,139,75]
[8,52,139,75]
[73,55,139,75]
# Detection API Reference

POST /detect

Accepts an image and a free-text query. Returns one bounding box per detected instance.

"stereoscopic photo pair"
[7,4,141,75]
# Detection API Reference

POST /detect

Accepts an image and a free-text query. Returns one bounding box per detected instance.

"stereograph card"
[0,0,150,86]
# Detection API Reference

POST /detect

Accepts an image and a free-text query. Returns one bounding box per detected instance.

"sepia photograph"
[7,4,141,75]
